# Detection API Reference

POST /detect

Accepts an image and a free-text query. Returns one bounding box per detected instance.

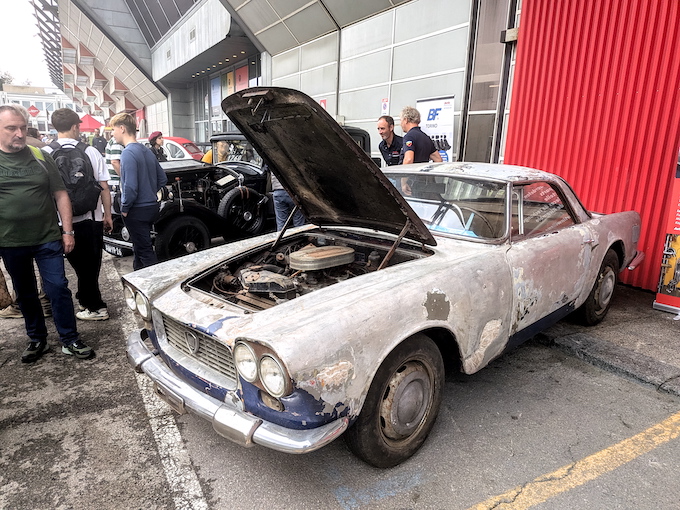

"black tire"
[577,249,619,325]
[155,216,210,260]
[218,187,266,238]
[345,334,445,468]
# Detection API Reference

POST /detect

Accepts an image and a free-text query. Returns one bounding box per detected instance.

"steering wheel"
[458,206,495,236]
[430,202,465,227]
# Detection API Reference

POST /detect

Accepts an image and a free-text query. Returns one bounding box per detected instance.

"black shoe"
[61,340,95,360]
[22,340,50,363]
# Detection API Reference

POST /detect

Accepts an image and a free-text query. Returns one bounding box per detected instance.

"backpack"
[49,141,103,216]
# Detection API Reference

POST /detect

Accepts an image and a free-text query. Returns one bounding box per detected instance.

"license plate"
[104,244,124,257]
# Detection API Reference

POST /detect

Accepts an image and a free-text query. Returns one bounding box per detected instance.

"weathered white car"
[125,87,644,467]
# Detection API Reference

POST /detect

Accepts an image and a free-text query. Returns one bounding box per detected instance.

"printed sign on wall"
[210,77,221,117]
[235,66,248,92]
[415,96,454,162]
[654,156,680,316]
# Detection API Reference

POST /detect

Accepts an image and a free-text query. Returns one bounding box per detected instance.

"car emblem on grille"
[185,331,200,354]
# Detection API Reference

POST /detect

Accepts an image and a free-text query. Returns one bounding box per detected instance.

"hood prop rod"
[270,204,301,251]
[378,220,411,271]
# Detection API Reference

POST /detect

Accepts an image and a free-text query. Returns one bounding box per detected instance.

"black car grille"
[162,315,237,383]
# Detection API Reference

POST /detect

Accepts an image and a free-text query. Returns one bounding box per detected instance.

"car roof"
[383,161,566,184]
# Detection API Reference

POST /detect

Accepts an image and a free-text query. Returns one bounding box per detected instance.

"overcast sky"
[0,0,55,88]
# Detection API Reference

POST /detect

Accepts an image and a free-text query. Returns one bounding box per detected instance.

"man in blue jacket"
[110,113,168,270]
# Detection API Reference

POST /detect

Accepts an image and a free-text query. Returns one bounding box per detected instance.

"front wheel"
[345,334,445,468]
[218,186,266,239]
[577,249,619,325]
[154,216,210,260]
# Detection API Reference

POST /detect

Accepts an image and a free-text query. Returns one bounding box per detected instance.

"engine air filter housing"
[289,245,355,271]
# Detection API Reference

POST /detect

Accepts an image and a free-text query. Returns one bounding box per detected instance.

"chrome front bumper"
[127,330,349,454]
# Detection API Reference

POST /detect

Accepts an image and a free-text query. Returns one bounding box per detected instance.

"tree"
[0,70,14,90]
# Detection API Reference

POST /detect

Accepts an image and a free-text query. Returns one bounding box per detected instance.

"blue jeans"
[0,241,79,346]
[123,204,160,270]
[273,190,306,230]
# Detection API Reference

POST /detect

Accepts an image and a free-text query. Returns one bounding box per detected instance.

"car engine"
[188,232,430,311]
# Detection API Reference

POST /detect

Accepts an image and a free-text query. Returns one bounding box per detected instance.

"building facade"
[32,0,680,293]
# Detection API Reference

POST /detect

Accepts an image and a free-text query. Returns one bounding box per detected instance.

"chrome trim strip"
[127,330,349,454]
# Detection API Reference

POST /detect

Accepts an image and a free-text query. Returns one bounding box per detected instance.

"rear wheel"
[218,187,266,239]
[345,334,445,468]
[577,249,619,325]
[155,216,210,260]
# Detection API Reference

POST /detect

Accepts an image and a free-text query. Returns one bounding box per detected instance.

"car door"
[505,181,595,342]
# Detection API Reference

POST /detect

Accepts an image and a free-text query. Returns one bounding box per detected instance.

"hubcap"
[184,241,198,253]
[598,268,616,310]
[380,361,432,440]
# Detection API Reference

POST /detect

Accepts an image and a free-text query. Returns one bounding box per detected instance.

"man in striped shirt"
[105,135,123,180]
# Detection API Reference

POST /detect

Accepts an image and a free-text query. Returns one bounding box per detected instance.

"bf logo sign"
[427,108,441,121]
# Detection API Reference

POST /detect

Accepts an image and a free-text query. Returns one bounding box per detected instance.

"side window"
[165,142,183,159]
[512,182,575,239]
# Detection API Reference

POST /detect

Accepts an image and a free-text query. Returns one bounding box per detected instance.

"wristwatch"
[62,230,75,236]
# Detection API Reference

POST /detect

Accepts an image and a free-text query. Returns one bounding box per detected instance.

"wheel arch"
[349,326,462,419]
[607,240,625,271]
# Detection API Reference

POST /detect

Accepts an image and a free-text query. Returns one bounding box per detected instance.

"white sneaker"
[76,308,109,321]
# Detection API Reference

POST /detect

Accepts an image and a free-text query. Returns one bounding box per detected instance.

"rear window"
[182,143,203,155]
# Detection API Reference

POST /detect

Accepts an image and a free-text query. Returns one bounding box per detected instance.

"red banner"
[654,159,680,315]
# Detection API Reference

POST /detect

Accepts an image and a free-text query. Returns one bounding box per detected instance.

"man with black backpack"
[45,108,112,321]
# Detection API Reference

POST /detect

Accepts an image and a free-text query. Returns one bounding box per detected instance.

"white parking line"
[103,258,209,510]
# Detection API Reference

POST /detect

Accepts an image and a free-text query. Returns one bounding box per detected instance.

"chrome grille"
[162,315,237,383]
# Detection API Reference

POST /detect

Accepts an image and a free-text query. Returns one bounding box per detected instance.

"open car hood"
[222,87,435,246]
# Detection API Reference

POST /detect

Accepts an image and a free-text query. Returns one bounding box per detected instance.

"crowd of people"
[0,105,167,364]
[0,102,443,364]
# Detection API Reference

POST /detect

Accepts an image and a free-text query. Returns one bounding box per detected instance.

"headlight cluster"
[233,341,290,398]
[124,283,152,321]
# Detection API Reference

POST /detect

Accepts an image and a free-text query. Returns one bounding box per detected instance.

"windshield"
[386,173,508,239]
[211,139,262,166]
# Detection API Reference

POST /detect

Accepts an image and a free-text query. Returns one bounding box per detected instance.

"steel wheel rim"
[597,267,616,311]
[171,226,205,256]
[379,361,433,441]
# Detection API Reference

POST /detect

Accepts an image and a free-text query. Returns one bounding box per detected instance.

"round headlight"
[260,355,287,398]
[233,343,258,382]
[135,291,151,320]
[124,285,136,311]
[121,226,130,242]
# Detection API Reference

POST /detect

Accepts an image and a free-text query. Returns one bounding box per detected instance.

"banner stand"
[653,157,680,319]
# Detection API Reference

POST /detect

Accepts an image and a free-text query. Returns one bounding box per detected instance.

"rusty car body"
[124,87,644,467]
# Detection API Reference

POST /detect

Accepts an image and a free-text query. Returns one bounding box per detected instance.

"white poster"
[416,96,454,162]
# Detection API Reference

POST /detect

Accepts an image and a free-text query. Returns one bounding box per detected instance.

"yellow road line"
[468,410,680,510]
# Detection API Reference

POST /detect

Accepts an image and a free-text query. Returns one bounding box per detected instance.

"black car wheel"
[345,334,445,468]
[155,216,210,260]
[577,249,619,325]
[218,186,266,238]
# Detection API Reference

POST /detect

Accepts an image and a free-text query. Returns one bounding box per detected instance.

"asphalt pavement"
[1,253,679,510]
[537,283,680,397]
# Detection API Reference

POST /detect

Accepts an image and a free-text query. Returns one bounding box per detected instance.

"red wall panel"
[505,0,680,290]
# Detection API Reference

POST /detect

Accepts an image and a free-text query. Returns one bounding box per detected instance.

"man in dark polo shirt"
[377,115,403,166]
[398,106,443,196]
[398,106,443,165]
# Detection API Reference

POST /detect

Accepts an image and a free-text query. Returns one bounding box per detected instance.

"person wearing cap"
[148,131,168,162]
[44,108,112,322]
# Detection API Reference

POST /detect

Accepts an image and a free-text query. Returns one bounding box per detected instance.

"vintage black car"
[105,127,372,260]
[104,155,273,260]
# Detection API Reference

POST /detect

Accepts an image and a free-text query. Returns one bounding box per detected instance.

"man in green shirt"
[0,104,95,362]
